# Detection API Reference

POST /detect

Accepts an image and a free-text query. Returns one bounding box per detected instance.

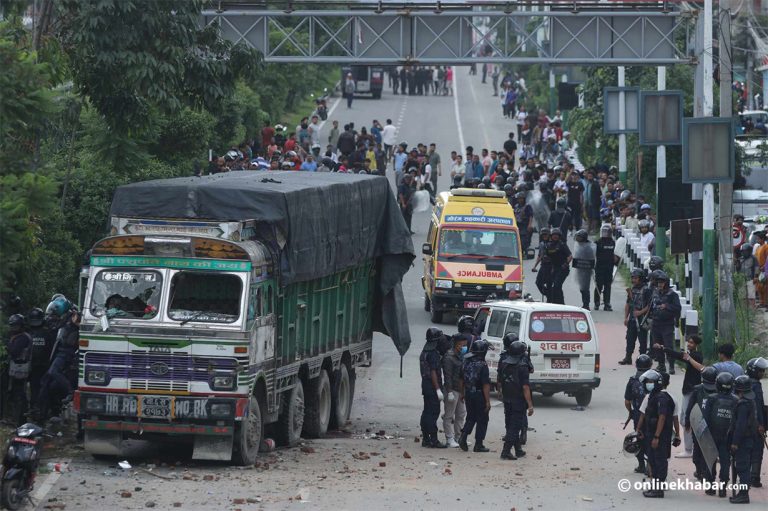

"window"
[487,310,508,338]
[474,307,490,334]
[247,286,262,322]
[504,312,522,337]
[90,270,162,320]
[438,228,519,263]
[168,272,243,324]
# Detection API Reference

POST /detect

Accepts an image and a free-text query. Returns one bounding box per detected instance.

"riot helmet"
[470,339,489,355]
[507,340,526,356]
[8,314,24,332]
[457,315,475,334]
[734,375,753,394]
[746,357,768,379]
[502,333,519,351]
[45,295,72,322]
[539,227,550,237]
[623,432,642,456]
[503,184,514,194]
[600,223,612,238]
[506,176,516,186]
[556,197,566,210]
[648,256,664,271]
[631,268,646,281]
[27,307,44,327]
[550,228,562,239]
[515,192,526,201]
[426,327,444,343]
[701,366,719,391]
[635,354,653,371]
[482,176,491,187]
[575,229,588,242]
[715,372,734,394]
[639,369,662,392]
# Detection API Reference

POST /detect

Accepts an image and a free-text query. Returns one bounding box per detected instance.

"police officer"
[420,328,450,448]
[647,255,664,274]
[514,192,534,257]
[498,335,534,460]
[458,339,491,453]
[621,268,652,365]
[594,223,617,311]
[730,375,758,503]
[27,307,54,404]
[572,229,595,310]
[648,272,681,374]
[745,357,767,488]
[531,227,551,299]
[503,183,515,205]
[624,354,653,474]
[455,315,478,349]
[705,372,738,497]
[5,314,32,426]
[542,228,572,304]
[684,366,718,483]
[548,197,573,233]
[637,369,674,498]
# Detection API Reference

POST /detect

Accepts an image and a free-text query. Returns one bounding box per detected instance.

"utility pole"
[618,66,627,186]
[549,68,556,116]
[655,66,667,260]
[718,0,736,342]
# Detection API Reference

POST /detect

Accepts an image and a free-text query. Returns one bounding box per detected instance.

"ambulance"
[421,189,523,323]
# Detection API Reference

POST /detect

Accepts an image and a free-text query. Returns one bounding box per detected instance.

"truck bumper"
[530,378,601,394]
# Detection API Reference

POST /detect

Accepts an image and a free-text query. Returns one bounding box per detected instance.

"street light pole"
[618,66,627,186]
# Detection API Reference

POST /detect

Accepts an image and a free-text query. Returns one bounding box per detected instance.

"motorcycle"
[0,423,50,510]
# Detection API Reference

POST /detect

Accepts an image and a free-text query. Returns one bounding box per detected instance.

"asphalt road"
[36,70,766,510]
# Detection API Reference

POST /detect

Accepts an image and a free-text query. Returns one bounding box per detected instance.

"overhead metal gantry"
[201,1,693,65]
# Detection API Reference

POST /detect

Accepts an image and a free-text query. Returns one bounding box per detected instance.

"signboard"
[682,117,735,183]
[670,218,704,254]
[603,87,640,134]
[91,256,252,272]
[444,215,513,226]
[639,91,683,145]
[528,311,591,341]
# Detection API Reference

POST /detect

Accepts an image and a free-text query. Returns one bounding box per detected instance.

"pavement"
[34,69,766,510]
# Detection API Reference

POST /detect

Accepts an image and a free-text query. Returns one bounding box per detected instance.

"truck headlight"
[86,369,108,385]
[210,375,236,391]
[85,396,106,412]
[505,283,522,292]
[436,280,453,289]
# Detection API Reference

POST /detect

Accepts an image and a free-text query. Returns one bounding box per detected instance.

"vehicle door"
[423,221,437,298]
[526,309,598,382]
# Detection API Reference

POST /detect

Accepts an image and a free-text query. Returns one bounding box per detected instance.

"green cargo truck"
[74,172,413,464]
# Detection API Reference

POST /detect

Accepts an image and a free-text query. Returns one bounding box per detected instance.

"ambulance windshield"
[438,228,519,262]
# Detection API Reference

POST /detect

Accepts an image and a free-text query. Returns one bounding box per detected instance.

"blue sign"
[444,215,513,226]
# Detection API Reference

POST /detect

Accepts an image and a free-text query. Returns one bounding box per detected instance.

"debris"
[379,462,386,467]
[536,455,542,460]
[571,406,586,411]
[145,502,156,508]
[377,430,386,436]
[173,504,182,508]
[427,462,439,467]
[247,498,262,503]
[102,471,116,476]
[444,468,452,475]
[118,460,132,470]
[233,499,246,505]
[570,467,580,471]
[135,487,143,491]
[581,497,593,502]
[300,446,315,454]
[403,451,411,459]
[261,438,276,452]
[352,452,370,460]
[203,474,215,481]
[43,505,65,510]
[414,437,420,443]
[121,491,132,498]
[138,467,174,480]
[182,474,197,481]
[555,430,562,434]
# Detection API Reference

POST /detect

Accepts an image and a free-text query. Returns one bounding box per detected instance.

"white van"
[474,300,601,406]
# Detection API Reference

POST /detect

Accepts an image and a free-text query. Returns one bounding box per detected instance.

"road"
[37,70,765,510]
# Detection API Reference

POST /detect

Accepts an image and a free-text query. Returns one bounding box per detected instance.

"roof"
[481,300,591,314]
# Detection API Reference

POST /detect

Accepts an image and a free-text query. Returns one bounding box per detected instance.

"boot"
[514,443,526,457]
[729,490,749,504]
[642,489,664,498]
[427,432,447,448]
[634,462,646,474]
[458,432,469,452]
[603,304,613,312]
[593,289,601,310]
[618,355,632,365]
[500,441,516,460]
[421,432,430,447]
[656,363,667,374]
[719,487,727,498]
[705,488,716,496]
[750,477,762,488]
[473,443,489,453]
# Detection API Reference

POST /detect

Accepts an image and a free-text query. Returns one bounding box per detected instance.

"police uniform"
[514,201,534,254]
[498,351,530,458]
[460,356,490,449]
[705,391,737,487]
[684,381,717,481]
[643,389,674,486]
[419,343,443,445]
[624,371,647,472]
[572,239,596,309]
[5,330,32,426]
[28,324,55,403]
[750,376,766,486]
[594,235,616,310]
[730,394,757,499]
[535,236,551,299]
[543,239,571,304]
[625,282,652,360]
[35,315,79,419]
[649,288,681,373]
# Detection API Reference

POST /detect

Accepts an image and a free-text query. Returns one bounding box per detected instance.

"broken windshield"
[90,270,162,319]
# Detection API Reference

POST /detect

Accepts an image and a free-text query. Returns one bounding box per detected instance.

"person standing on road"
[729,375,758,503]
[27,307,54,405]
[428,143,441,195]
[542,228,572,305]
[498,336,534,460]
[513,192,534,256]
[419,328,450,449]
[458,339,491,453]
[393,143,408,186]
[328,120,340,152]
[703,373,738,497]
[445,66,453,96]
[392,66,400,95]
[683,366,719,483]
[648,271,681,374]
[548,197,573,234]
[624,354,652,475]
[621,268,651,365]
[745,357,767,488]
[382,119,397,160]
[637,369,673,498]
[5,314,32,426]
[572,229,596,310]
[442,336,468,448]
[532,227,551,300]
[344,73,355,109]
[594,223,617,311]
[398,174,415,234]
[566,171,585,232]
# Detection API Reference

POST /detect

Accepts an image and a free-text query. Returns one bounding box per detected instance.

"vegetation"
[0,0,334,316]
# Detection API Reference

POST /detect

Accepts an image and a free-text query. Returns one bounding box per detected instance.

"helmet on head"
[515,192,526,200]
[648,269,664,282]
[426,327,444,343]
[575,229,588,242]
[741,243,754,255]
[506,177,516,185]
[502,333,520,351]
[556,197,567,209]
[635,354,653,371]
[648,256,664,271]
[631,268,646,280]
[477,183,487,189]
[655,271,670,284]
[623,432,642,456]
[539,227,550,237]
[550,228,562,238]
[734,375,753,394]
[504,184,514,193]
[8,314,24,330]
[600,223,612,237]
[746,357,768,379]
[715,372,735,394]
[470,339,489,355]
[27,307,44,327]
[45,295,71,320]
[620,190,631,201]
[457,315,475,334]
[482,176,491,186]
[701,366,718,391]
[640,369,662,391]
[638,220,650,230]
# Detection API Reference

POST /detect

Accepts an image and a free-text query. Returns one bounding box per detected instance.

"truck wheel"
[429,301,443,323]
[575,389,592,407]
[330,363,352,430]
[232,395,262,465]
[276,383,305,447]
[424,294,430,312]
[302,369,331,438]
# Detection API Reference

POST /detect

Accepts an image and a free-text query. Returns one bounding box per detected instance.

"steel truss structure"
[201,7,693,65]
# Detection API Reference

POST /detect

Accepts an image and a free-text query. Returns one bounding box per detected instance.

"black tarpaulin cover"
[109,171,414,355]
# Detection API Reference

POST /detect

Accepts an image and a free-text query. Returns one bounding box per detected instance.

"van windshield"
[438,228,519,263]
[529,311,591,341]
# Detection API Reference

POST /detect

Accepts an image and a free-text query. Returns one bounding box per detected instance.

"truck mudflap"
[75,391,248,422]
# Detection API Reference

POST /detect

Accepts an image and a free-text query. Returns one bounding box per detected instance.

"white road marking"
[452,66,466,154]
[32,459,70,502]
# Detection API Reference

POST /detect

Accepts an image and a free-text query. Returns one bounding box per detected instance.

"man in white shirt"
[381,119,398,160]
[638,220,655,252]
[308,115,321,147]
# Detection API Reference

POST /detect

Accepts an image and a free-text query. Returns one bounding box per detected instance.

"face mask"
[645,383,655,392]
[460,346,468,355]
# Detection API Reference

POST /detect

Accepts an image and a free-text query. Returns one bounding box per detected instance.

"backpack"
[345,80,355,94]
[628,376,645,411]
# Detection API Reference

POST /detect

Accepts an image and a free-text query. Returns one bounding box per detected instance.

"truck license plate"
[464,301,482,309]
[550,358,571,369]
[140,396,172,418]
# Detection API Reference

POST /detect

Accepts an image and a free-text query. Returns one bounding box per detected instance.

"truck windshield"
[167,272,242,324]
[438,228,519,263]
[90,270,162,319]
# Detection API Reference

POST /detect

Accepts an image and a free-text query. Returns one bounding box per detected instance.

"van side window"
[504,312,522,337]
[426,222,436,246]
[487,310,508,338]
[434,202,444,221]
[474,307,490,334]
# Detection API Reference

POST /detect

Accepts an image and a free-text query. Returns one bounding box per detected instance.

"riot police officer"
[532,227,551,299]
[705,372,737,496]
[683,366,718,484]
[621,268,652,365]
[514,192,534,257]
[638,369,674,498]
[594,223,617,311]
[455,315,478,349]
[458,339,491,453]
[542,228,572,304]
[572,229,595,310]
[498,335,534,460]
[648,272,681,374]
[27,307,54,404]
[746,357,767,488]
[5,314,32,426]
[730,375,758,503]
[548,197,573,233]
[420,328,451,448]
[624,354,653,474]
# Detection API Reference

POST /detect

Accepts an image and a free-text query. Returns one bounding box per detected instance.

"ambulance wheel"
[429,301,443,323]
[424,294,430,312]
[575,390,592,407]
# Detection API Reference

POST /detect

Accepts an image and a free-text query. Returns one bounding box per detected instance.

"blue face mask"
[645,383,655,392]
[460,346,468,355]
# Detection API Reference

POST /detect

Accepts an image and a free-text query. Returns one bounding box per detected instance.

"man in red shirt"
[261,120,275,149]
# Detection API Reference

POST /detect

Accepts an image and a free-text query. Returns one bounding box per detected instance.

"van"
[475,300,601,406]
[421,189,523,323]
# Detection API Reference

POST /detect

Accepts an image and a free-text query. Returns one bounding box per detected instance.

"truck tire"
[575,389,592,407]
[302,369,331,438]
[424,294,430,312]
[330,363,352,430]
[276,383,305,447]
[429,300,443,323]
[232,395,262,465]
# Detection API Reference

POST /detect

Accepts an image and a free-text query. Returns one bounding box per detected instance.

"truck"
[74,172,414,464]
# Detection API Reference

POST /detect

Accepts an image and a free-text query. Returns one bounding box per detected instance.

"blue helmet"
[45,295,72,321]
